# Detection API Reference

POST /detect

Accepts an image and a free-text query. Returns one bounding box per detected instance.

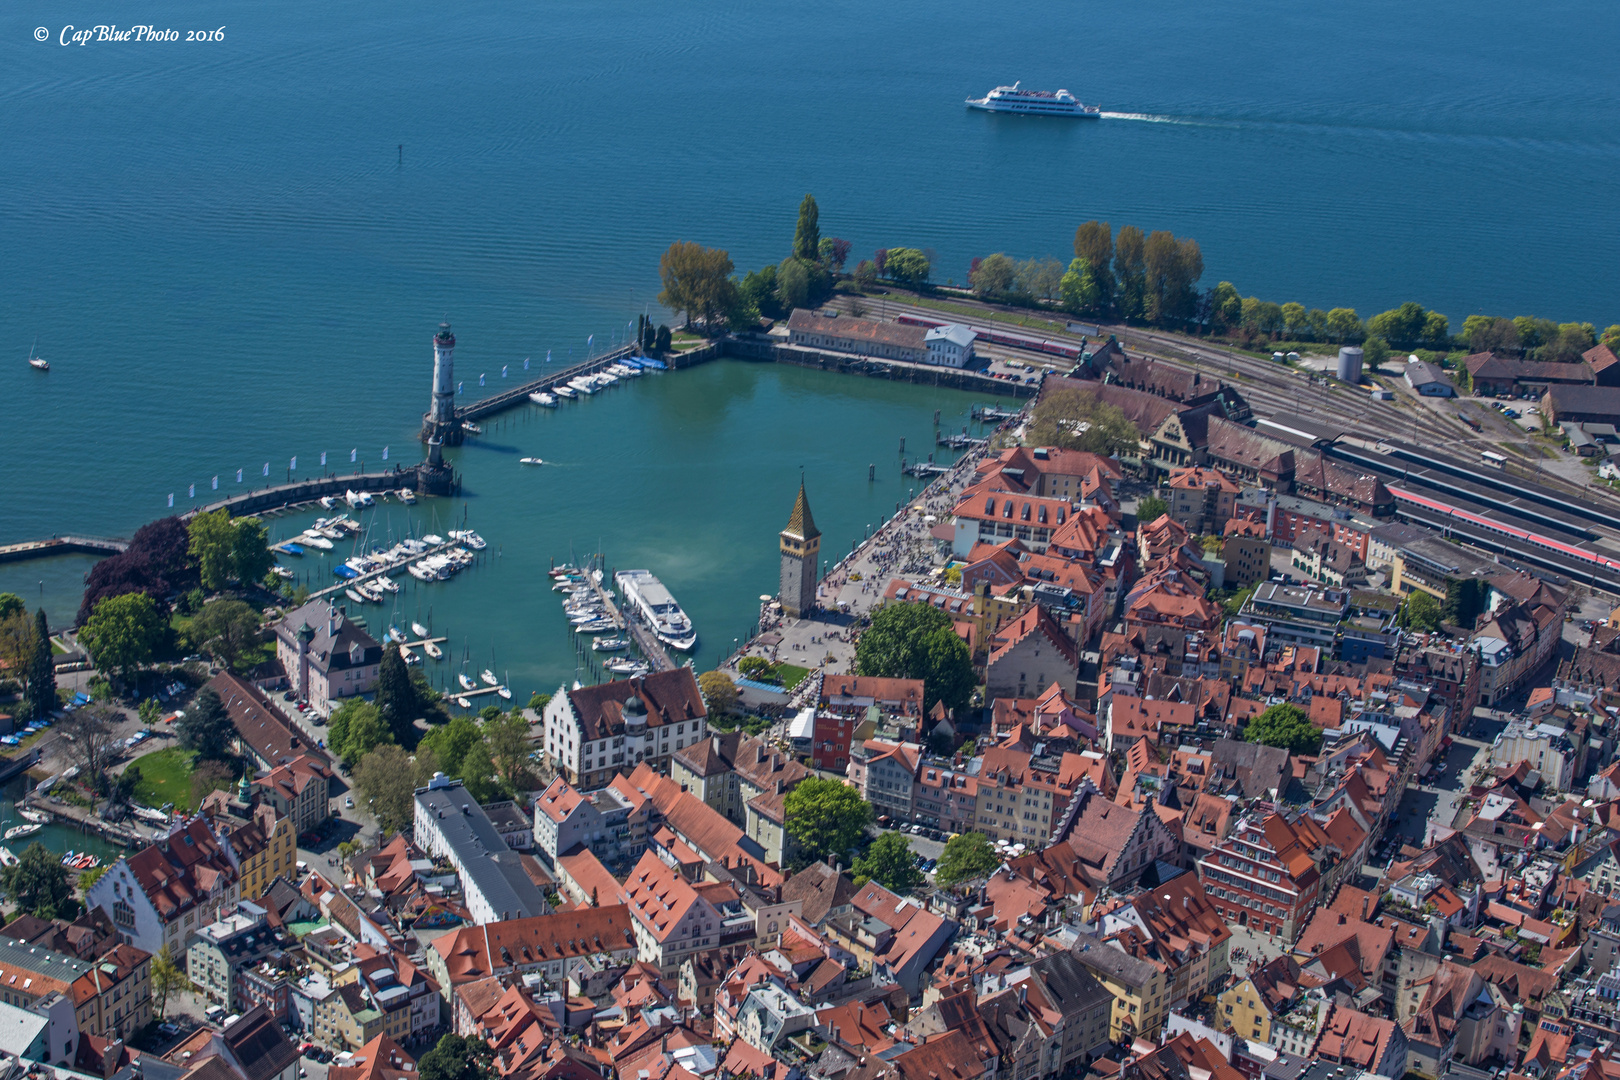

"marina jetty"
[181,462,457,521]
[0,535,129,565]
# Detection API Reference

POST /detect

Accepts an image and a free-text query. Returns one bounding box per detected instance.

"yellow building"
[220,804,297,900]
[1075,942,1167,1041]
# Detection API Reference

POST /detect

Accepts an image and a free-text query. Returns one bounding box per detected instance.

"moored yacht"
[614,569,697,651]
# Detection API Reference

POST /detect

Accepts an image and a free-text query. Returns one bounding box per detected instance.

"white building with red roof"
[621,851,721,977]
[86,816,240,956]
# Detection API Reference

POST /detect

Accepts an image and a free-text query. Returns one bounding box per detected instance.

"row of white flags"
[168,446,388,506]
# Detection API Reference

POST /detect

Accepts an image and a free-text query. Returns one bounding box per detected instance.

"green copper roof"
[784,482,819,541]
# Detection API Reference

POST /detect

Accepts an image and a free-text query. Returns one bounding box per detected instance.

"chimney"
[103,1039,124,1080]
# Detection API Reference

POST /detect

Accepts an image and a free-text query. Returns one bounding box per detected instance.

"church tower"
[779,481,821,619]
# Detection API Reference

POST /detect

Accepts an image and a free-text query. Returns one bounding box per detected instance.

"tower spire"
[784,480,820,542]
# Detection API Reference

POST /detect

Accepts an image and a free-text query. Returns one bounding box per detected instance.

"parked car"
[344,796,354,809]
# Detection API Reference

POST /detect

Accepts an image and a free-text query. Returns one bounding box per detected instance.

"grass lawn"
[128,747,198,812]
[899,294,1067,333]
[774,663,811,692]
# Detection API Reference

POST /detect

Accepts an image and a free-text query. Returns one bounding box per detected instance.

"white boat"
[496,686,512,700]
[388,625,405,643]
[463,421,483,434]
[451,531,487,550]
[458,673,477,691]
[0,847,16,868]
[568,376,598,395]
[966,81,1100,117]
[16,810,49,825]
[615,569,698,651]
[411,621,430,638]
[407,563,435,582]
[530,392,558,407]
[398,643,416,664]
[397,488,417,505]
[300,533,334,550]
[481,669,499,686]
[319,496,337,510]
[553,385,577,399]
[376,576,401,593]
[574,619,615,634]
[3,824,42,841]
[591,637,628,652]
[594,371,619,387]
[344,588,369,606]
[423,641,444,660]
[272,566,295,580]
[344,489,375,508]
[606,658,650,676]
[520,457,545,466]
[456,696,472,709]
[423,534,445,546]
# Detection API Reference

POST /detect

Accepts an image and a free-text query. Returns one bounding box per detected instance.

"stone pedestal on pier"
[413,461,458,497]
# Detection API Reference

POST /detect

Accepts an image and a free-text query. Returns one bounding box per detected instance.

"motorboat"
[344,489,374,508]
[591,637,628,652]
[552,384,577,399]
[411,621,430,638]
[520,457,545,466]
[548,564,579,578]
[401,647,421,666]
[401,538,428,556]
[388,626,406,643]
[463,421,483,434]
[569,612,606,627]
[333,517,362,533]
[568,376,598,395]
[529,392,558,407]
[594,371,619,387]
[3,824,42,841]
[423,641,444,660]
[344,587,370,605]
[272,566,295,580]
[605,658,649,676]
[16,810,49,825]
[319,496,337,509]
[574,619,615,634]
[279,543,304,557]
[423,534,445,546]
[398,488,417,505]
[375,576,400,593]
[333,565,360,580]
[301,533,334,550]
[406,563,435,582]
[450,531,487,551]
[456,696,471,709]
[457,673,477,691]
[481,669,499,686]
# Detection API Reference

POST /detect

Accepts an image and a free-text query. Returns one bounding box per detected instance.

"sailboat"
[26,339,48,372]
[497,670,512,701]
[457,642,476,690]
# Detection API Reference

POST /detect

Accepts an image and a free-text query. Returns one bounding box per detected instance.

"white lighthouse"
[422,321,463,446]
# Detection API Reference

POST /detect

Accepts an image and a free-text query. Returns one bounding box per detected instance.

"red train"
[895,314,1083,360]
[1389,485,1620,573]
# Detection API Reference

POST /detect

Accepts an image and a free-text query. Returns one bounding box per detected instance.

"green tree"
[793,194,821,263]
[1399,590,1442,632]
[3,842,72,918]
[375,646,420,745]
[527,691,551,712]
[0,595,23,621]
[698,671,739,715]
[1325,307,1363,343]
[419,1034,497,1080]
[1362,336,1391,371]
[1113,225,1146,319]
[783,778,873,865]
[419,715,483,776]
[657,241,737,329]
[776,257,812,311]
[1136,496,1168,523]
[483,711,534,789]
[1280,302,1307,337]
[855,602,976,714]
[852,260,878,292]
[151,944,192,1020]
[739,265,783,320]
[1367,302,1429,347]
[1208,282,1242,332]
[1141,231,1202,325]
[178,687,236,761]
[970,253,1017,299]
[1544,322,1597,364]
[186,509,237,592]
[459,739,502,802]
[353,743,434,835]
[29,609,55,722]
[1422,311,1451,347]
[1059,258,1103,315]
[231,517,273,587]
[883,248,931,289]
[1243,703,1322,755]
[1305,309,1329,340]
[853,832,922,893]
[935,832,1000,886]
[339,703,394,765]
[1025,387,1141,457]
[1462,315,1519,355]
[189,599,262,671]
[1602,325,1620,351]
[81,592,166,685]
[1072,221,1115,309]
[1015,256,1065,302]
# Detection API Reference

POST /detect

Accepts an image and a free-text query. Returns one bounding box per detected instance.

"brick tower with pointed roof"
[779,481,821,619]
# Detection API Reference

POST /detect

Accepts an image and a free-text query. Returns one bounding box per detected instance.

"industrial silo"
[1337,346,1364,384]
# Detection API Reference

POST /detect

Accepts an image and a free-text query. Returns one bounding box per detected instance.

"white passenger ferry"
[614,569,697,652]
[966,81,1100,117]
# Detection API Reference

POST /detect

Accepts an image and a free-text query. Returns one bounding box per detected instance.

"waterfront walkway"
[0,536,128,564]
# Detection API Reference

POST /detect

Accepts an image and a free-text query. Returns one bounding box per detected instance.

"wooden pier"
[308,539,476,601]
[572,567,676,675]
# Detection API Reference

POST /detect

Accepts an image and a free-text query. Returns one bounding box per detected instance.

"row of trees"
[0,595,55,721]
[1024,387,1142,458]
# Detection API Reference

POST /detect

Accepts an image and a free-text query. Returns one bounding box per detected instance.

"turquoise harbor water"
[2,0,1618,686]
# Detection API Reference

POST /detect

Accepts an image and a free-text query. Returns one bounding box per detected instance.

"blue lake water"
[2,0,1616,685]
